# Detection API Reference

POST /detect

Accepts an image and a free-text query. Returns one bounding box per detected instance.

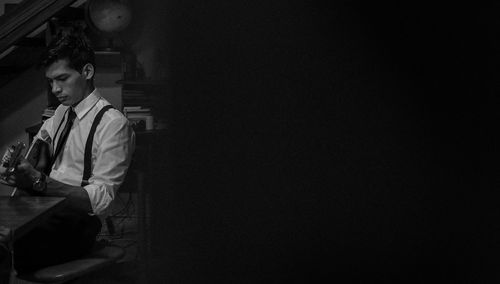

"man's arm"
[8,159,92,214]
[44,171,93,213]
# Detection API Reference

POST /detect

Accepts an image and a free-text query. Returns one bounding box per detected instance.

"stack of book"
[123,106,154,131]
[122,89,150,108]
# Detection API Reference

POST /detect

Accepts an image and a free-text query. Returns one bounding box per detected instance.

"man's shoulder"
[96,102,129,126]
[93,96,124,119]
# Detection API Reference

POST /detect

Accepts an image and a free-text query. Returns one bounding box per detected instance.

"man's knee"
[0,226,12,284]
[0,243,11,275]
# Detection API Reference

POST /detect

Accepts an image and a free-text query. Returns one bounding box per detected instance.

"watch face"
[33,175,45,192]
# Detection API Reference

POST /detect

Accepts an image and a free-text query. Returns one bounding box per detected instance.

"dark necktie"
[52,108,76,164]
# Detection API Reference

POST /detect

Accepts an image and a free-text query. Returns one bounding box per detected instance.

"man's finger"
[0,177,15,187]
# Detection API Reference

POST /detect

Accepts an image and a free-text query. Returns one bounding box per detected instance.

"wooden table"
[0,196,66,240]
[0,196,66,283]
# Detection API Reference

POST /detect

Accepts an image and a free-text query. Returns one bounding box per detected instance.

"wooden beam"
[4,4,84,21]
[0,0,77,54]
[16,37,46,47]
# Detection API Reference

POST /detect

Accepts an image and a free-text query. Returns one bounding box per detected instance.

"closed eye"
[47,75,69,85]
[54,75,69,82]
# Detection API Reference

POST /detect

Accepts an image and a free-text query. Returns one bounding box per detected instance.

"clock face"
[88,1,132,33]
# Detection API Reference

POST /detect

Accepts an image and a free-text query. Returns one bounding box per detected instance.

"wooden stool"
[16,244,125,283]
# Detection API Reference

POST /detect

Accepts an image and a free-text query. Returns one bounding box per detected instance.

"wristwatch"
[32,172,47,193]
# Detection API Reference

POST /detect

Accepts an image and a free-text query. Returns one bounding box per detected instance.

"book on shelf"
[127,114,154,131]
[124,106,151,112]
[122,92,152,107]
[122,89,144,93]
[122,90,145,96]
[123,106,151,115]
[123,106,154,131]
[123,106,142,110]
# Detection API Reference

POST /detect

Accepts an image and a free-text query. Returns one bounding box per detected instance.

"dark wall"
[147,1,497,282]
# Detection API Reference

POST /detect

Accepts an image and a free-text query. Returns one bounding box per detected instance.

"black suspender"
[81,105,114,186]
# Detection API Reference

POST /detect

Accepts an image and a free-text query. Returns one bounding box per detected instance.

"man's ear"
[81,63,95,80]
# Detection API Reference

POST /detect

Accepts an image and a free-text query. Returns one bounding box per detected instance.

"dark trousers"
[13,211,101,274]
[0,239,11,284]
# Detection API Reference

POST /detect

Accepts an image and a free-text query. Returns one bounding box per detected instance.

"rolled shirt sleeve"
[83,113,135,215]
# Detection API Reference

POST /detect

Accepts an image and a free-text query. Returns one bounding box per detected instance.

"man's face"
[45,59,88,107]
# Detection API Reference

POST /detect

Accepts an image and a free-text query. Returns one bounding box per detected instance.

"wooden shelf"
[26,123,168,143]
[116,80,167,86]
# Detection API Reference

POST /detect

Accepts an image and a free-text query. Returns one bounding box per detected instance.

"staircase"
[0,0,86,88]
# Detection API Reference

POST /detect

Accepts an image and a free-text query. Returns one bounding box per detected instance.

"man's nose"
[52,82,61,94]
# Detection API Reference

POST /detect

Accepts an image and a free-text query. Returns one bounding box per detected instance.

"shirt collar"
[72,89,101,120]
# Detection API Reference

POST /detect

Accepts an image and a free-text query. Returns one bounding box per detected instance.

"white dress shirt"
[35,89,135,215]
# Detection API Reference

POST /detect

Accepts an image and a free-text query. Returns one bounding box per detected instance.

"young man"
[0,33,135,273]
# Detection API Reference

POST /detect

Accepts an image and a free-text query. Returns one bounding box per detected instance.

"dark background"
[145,1,499,282]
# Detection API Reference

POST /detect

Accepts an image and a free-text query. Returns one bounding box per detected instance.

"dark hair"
[39,33,95,73]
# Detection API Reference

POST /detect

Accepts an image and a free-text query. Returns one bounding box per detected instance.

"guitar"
[1,142,26,176]
[1,130,51,194]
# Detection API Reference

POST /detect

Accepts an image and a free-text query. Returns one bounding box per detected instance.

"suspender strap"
[81,105,114,186]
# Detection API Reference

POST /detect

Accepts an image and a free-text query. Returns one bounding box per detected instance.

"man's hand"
[0,164,15,187]
[0,157,38,189]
